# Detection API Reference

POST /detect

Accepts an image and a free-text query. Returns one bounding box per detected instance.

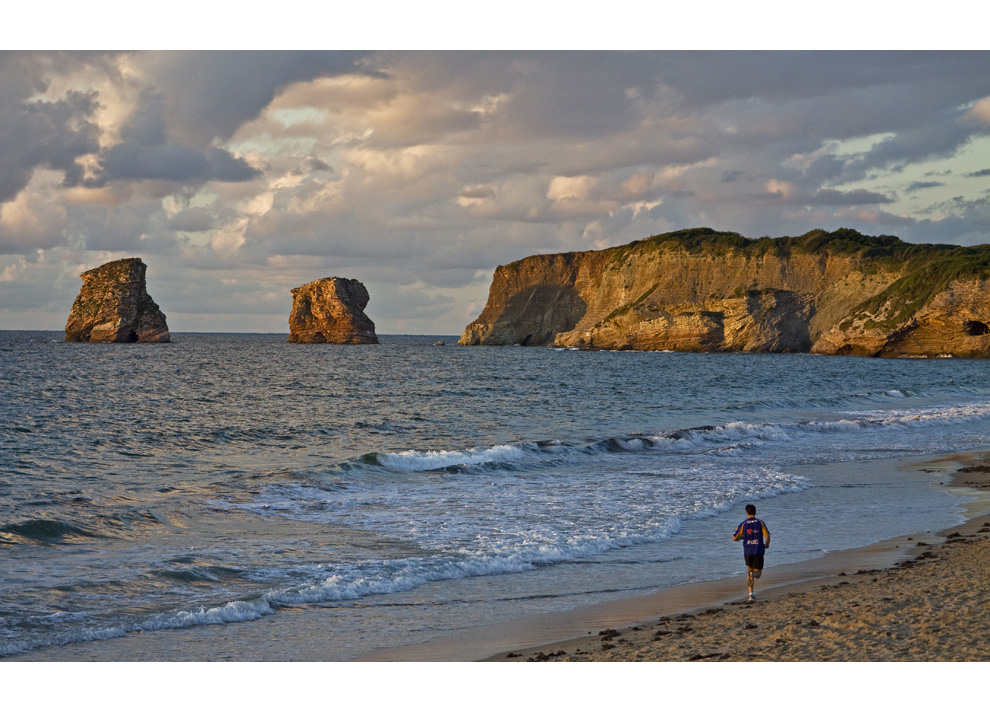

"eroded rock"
[65,258,170,343]
[288,277,378,344]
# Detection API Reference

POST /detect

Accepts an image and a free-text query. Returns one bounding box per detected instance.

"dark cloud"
[1,52,375,203]
[795,154,848,190]
[204,147,261,182]
[852,122,980,178]
[754,186,893,208]
[119,89,168,146]
[0,89,101,203]
[656,52,990,194]
[92,141,259,184]
[658,52,990,112]
[141,51,374,146]
[905,181,945,192]
[966,169,990,178]
[292,156,332,175]
[84,85,261,186]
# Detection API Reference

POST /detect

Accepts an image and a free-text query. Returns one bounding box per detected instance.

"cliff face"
[288,277,378,344]
[65,258,170,343]
[459,228,990,358]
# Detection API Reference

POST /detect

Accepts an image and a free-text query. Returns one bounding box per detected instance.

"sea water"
[1,331,988,659]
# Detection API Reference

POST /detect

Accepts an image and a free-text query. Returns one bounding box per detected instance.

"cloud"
[905,181,945,192]
[3,51,990,334]
[166,206,217,232]
[292,156,332,175]
[134,51,375,147]
[762,181,892,205]
[81,87,261,186]
[0,170,69,252]
[852,123,977,176]
[807,189,894,206]
[0,88,101,203]
[965,96,990,125]
[94,141,259,183]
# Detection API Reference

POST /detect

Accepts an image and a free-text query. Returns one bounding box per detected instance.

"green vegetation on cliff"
[629,226,948,261]
[854,244,990,326]
[612,227,990,316]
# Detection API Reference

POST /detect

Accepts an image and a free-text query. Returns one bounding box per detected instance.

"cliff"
[288,277,379,344]
[65,258,170,343]
[459,228,990,358]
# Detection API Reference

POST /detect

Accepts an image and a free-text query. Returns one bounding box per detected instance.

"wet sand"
[8,452,989,663]
[482,452,990,662]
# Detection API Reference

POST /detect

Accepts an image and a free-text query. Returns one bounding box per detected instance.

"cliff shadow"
[745,290,813,353]
[498,284,587,346]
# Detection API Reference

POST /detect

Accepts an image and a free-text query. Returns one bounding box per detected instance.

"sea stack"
[288,277,379,344]
[65,258,170,343]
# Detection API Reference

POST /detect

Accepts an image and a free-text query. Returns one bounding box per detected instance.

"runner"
[733,504,770,602]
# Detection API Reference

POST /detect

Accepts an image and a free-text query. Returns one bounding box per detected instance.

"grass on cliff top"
[626,227,990,323]
[623,226,969,263]
[623,225,986,275]
[499,227,986,270]
[852,247,990,326]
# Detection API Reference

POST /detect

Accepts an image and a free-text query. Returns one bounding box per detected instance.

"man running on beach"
[733,504,770,602]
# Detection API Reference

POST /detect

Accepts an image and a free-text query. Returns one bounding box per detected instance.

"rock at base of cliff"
[288,277,379,344]
[64,258,170,343]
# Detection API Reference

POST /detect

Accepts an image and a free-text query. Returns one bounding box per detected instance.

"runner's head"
[745,504,756,516]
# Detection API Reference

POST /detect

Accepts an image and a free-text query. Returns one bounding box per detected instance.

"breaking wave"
[329,400,990,478]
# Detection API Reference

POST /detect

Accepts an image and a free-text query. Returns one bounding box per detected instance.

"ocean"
[2,331,988,660]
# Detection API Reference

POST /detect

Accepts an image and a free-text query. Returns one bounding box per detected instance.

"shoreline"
[355,450,990,662]
[491,451,990,662]
[6,451,988,662]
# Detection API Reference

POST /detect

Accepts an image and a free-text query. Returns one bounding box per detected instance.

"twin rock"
[64,257,378,345]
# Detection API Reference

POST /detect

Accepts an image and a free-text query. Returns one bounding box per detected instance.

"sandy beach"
[486,453,990,663]
[6,452,989,663]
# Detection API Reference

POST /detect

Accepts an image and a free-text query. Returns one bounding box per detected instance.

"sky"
[2,48,989,335]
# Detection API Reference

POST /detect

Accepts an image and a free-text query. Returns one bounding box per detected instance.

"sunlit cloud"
[2,51,989,334]
[965,96,990,125]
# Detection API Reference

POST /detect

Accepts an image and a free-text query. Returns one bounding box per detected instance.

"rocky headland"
[288,277,379,344]
[459,228,990,358]
[65,258,170,343]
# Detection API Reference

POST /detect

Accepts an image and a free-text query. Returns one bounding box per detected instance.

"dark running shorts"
[745,554,765,570]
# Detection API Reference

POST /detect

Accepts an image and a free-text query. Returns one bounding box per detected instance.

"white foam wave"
[646,401,990,454]
[1,465,811,658]
[0,597,276,658]
[376,444,529,472]
[247,467,810,607]
[331,400,990,482]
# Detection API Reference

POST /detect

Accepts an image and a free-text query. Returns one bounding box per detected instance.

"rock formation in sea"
[64,258,170,343]
[459,227,990,358]
[288,277,379,344]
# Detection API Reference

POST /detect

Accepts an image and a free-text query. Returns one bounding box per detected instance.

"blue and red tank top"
[734,517,769,556]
